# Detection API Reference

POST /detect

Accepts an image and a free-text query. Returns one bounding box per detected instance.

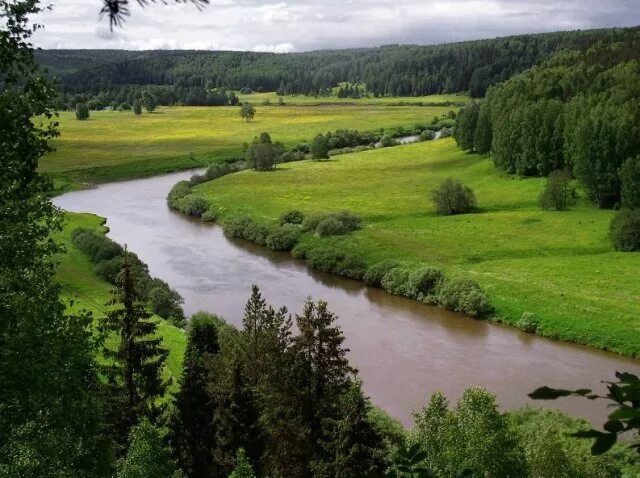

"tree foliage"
[0,1,111,475]
[100,252,170,450]
[430,179,477,215]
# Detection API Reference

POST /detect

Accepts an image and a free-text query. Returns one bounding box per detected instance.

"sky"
[33,0,640,52]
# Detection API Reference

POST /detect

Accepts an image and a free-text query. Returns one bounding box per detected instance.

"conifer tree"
[229,448,256,478]
[291,299,355,468]
[170,313,220,478]
[215,363,265,475]
[324,381,387,478]
[100,251,169,450]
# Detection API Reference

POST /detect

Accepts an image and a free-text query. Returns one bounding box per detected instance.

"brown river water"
[54,169,640,426]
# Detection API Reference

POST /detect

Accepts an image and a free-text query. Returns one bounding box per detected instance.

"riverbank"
[54,212,187,382]
[183,138,640,357]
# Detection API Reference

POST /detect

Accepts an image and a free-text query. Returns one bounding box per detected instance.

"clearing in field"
[192,138,640,356]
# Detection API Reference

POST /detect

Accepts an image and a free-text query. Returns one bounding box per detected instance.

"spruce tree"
[229,448,256,478]
[324,381,387,478]
[170,313,220,478]
[291,299,355,468]
[215,363,265,475]
[100,251,169,450]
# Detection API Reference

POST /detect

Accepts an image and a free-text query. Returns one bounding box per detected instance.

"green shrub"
[610,209,640,252]
[431,178,477,215]
[201,207,218,223]
[177,195,208,217]
[539,170,575,211]
[407,267,445,300]
[364,260,400,287]
[518,312,539,333]
[72,228,123,263]
[438,277,491,318]
[381,268,412,296]
[332,211,362,231]
[279,209,305,226]
[93,256,122,283]
[419,130,436,141]
[265,225,301,251]
[148,278,186,328]
[302,214,326,232]
[75,102,90,120]
[379,134,398,147]
[291,242,312,259]
[316,217,348,236]
[167,181,192,208]
[305,247,366,280]
[223,216,257,239]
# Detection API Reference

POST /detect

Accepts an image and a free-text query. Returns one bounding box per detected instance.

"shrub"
[619,155,640,209]
[265,225,300,251]
[302,214,326,232]
[419,130,436,141]
[379,134,398,147]
[381,268,412,296]
[431,178,477,215]
[316,217,347,236]
[75,102,89,120]
[311,134,329,160]
[439,127,453,138]
[331,211,362,231]
[438,277,491,318]
[407,267,445,300]
[201,207,218,223]
[167,181,192,208]
[93,256,122,283]
[518,312,539,333]
[279,210,305,226]
[610,209,640,252]
[305,247,366,280]
[177,195,208,217]
[72,228,123,263]
[148,278,186,328]
[291,242,312,259]
[223,216,257,239]
[364,260,400,287]
[539,170,575,211]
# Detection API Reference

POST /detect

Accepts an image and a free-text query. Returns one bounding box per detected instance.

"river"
[54,169,640,426]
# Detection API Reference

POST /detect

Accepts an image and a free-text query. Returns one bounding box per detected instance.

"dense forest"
[36,28,619,108]
[453,27,640,209]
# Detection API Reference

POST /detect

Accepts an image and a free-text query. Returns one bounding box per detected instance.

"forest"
[36,28,619,108]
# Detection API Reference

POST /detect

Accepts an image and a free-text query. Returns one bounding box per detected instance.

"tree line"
[36,28,620,103]
[453,27,640,209]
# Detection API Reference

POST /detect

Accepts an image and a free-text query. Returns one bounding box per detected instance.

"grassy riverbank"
[236,91,468,106]
[191,138,640,356]
[54,212,186,381]
[42,103,455,191]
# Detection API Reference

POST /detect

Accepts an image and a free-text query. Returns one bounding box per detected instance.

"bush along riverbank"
[168,181,495,320]
[71,227,187,327]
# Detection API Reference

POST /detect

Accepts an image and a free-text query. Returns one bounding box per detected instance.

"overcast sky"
[33,0,640,52]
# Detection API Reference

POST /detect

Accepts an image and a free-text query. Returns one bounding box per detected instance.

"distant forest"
[36,28,623,107]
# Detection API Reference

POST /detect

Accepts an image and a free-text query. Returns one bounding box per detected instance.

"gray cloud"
[33,0,640,52]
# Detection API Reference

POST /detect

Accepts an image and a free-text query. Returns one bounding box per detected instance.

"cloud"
[252,42,295,53]
[32,0,640,51]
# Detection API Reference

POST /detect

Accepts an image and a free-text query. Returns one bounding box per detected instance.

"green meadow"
[54,212,186,382]
[193,138,640,356]
[236,91,468,106]
[43,103,454,190]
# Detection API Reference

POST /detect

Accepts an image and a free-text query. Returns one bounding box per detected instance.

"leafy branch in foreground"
[529,371,640,455]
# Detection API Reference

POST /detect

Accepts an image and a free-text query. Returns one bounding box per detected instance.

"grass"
[237,91,468,106]
[43,103,454,190]
[192,138,640,356]
[54,212,186,382]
